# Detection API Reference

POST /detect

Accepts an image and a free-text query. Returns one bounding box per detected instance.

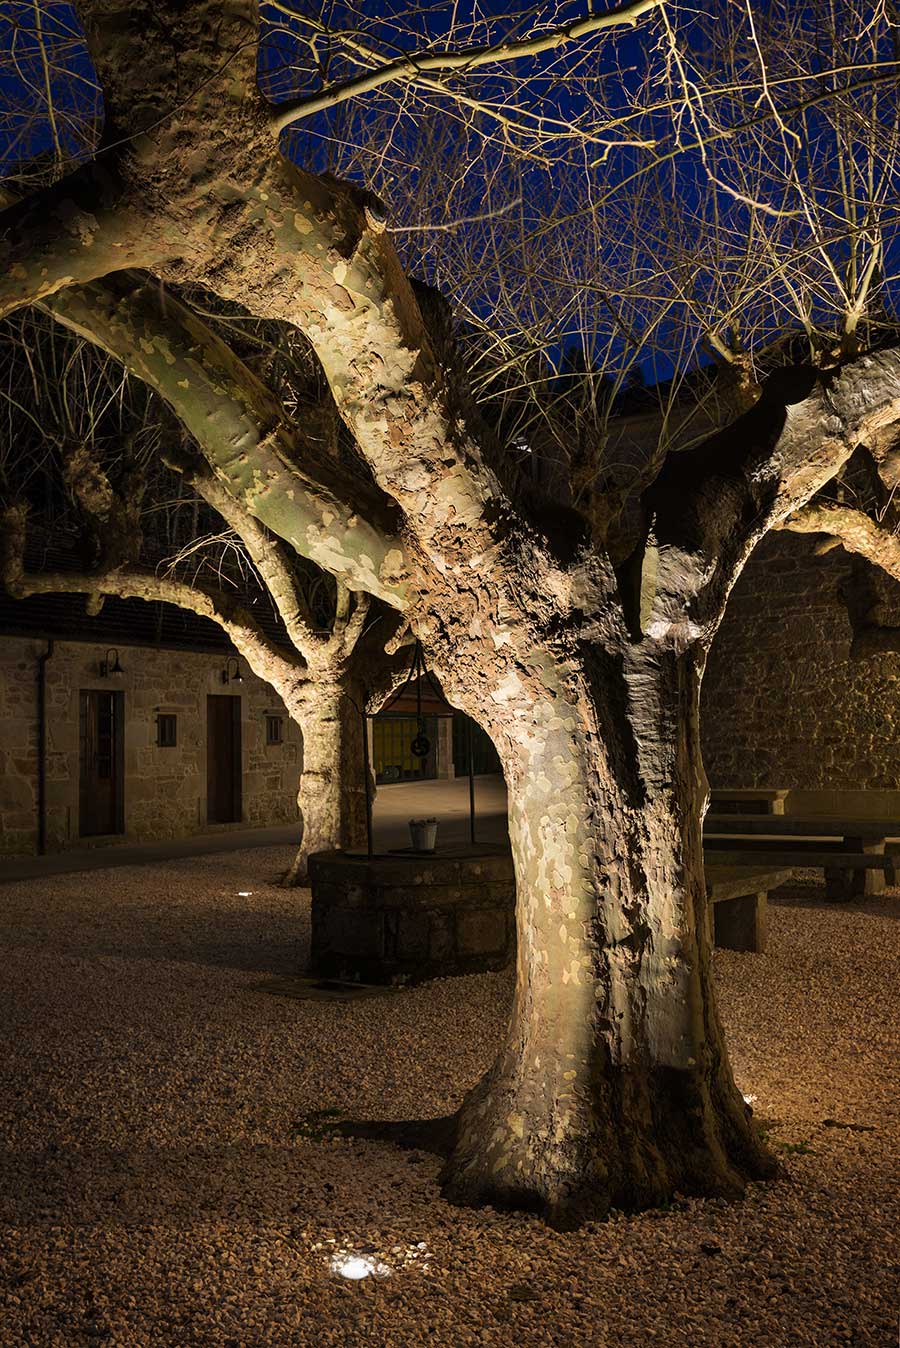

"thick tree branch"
[163,445,322,658]
[780,500,900,583]
[42,273,412,607]
[224,158,543,580]
[3,19,532,584]
[0,169,175,316]
[269,0,664,134]
[637,351,900,642]
[779,507,900,657]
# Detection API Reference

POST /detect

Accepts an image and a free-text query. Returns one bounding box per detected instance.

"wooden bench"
[710,789,789,816]
[705,865,793,954]
[704,813,900,901]
[886,843,900,887]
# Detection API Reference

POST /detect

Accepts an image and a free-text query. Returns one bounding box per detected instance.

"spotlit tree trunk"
[284,679,368,885]
[10,0,900,1226]
[442,641,773,1226]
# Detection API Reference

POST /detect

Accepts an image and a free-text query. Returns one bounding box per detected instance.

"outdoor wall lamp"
[99,648,124,678]
[222,656,243,685]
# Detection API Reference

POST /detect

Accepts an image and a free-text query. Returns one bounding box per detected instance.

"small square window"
[265,714,284,746]
[157,713,177,748]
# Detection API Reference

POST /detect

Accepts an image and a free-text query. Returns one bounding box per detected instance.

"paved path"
[370,773,508,851]
[0,774,509,883]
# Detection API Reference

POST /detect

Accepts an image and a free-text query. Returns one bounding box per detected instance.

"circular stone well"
[308,844,515,984]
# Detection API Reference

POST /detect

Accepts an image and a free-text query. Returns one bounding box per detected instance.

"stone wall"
[309,845,516,984]
[0,637,301,856]
[702,531,900,813]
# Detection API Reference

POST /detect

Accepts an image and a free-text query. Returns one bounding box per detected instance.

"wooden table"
[704,814,900,899]
[709,789,789,816]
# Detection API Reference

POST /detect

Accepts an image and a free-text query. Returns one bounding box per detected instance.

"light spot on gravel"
[0,856,897,1346]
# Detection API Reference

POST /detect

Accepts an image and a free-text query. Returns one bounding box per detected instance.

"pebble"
[0,856,896,1346]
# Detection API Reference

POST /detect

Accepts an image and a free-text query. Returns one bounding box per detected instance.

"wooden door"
[207,695,242,823]
[79,690,124,836]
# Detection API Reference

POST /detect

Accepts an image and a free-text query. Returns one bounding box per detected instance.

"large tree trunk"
[284,680,367,886]
[441,640,773,1227]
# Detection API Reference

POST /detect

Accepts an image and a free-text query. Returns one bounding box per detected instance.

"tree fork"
[43,277,411,606]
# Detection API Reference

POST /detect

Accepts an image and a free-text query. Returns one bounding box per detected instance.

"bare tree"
[5,0,900,1222]
[0,304,391,882]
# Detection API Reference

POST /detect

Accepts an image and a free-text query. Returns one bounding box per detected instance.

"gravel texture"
[0,852,897,1347]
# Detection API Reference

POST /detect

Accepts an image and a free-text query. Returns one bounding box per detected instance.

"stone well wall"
[309,845,516,983]
[0,637,301,856]
[702,531,900,812]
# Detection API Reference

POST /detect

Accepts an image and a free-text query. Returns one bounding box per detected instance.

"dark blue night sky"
[3,2,900,391]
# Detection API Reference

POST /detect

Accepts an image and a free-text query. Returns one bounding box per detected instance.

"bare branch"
[323,584,370,662]
[163,444,322,658]
[269,0,664,135]
[779,499,900,583]
[1,502,308,704]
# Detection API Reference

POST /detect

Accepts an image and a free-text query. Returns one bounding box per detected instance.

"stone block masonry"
[309,845,516,983]
[703,531,900,811]
[0,637,301,856]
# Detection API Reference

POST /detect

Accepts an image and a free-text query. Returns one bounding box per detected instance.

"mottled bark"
[8,0,900,1225]
[781,500,900,584]
[0,3,509,597]
[441,641,771,1225]
[283,679,367,886]
[44,277,410,606]
[0,172,173,312]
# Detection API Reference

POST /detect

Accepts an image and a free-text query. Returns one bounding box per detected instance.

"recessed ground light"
[317,1238,426,1279]
[330,1253,389,1280]
[237,891,253,897]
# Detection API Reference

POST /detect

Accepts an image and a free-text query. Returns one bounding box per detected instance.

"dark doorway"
[207,695,242,823]
[79,689,125,837]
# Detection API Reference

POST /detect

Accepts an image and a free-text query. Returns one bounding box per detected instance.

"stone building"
[0,591,483,859]
[0,591,305,858]
[703,530,900,816]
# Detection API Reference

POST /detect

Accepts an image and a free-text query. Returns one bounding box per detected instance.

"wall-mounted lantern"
[99,648,124,678]
[222,656,243,685]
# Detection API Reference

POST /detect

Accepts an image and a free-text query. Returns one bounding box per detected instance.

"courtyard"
[5,1,900,1339]
[0,846,897,1348]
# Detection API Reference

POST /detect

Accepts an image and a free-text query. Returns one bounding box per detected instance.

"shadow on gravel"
[0,900,307,975]
[0,1137,441,1228]
[330,1113,457,1158]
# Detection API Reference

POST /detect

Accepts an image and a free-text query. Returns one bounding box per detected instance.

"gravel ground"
[0,851,897,1348]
